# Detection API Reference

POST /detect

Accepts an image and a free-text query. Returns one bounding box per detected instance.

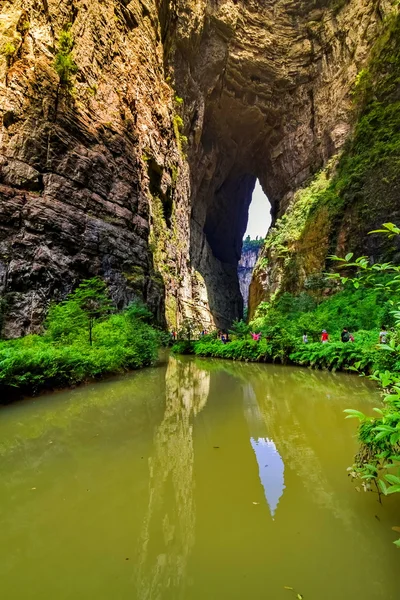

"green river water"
[0,354,399,600]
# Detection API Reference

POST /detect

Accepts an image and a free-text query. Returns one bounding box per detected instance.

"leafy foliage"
[53,24,78,87]
[229,319,250,339]
[242,236,264,253]
[67,277,113,345]
[193,338,272,362]
[170,340,195,355]
[327,224,400,547]
[0,279,161,398]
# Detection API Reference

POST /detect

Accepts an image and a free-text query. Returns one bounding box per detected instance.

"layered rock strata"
[0,0,395,335]
[0,0,215,337]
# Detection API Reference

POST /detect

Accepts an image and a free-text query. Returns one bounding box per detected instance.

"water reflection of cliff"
[135,357,210,600]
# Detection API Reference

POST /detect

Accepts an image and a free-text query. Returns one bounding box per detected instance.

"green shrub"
[192,339,272,363]
[2,42,16,58]
[53,24,78,87]
[0,282,161,399]
[171,340,195,355]
[47,277,113,346]
[229,319,250,339]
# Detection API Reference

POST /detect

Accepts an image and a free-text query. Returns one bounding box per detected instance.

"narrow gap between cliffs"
[239,180,272,314]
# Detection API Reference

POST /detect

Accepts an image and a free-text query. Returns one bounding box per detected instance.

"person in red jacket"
[321,330,329,343]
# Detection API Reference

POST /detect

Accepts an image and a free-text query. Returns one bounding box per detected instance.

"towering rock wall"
[0,0,397,336]
[0,0,213,337]
[249,8,400,317]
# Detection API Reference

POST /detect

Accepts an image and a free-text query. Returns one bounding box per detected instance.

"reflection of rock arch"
[242,383,285,518]
[135,356,210,600]
[243,370,358,528]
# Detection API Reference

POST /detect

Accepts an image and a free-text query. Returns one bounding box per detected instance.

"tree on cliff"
[53,24,78,88]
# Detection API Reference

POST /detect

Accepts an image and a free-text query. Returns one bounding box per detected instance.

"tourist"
[251,332,261,342]
[379,326,388,344]
[302,332,308,344]
[349,333,355,342]
[341,328,350,343]
[321,330,329,343]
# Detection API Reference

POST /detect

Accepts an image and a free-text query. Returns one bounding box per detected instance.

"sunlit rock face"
[238,247,260,310]
[0,0,180,336]
[0,0,390,335]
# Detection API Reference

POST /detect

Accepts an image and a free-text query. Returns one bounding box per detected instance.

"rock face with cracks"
[0,0,395,336]
[238,247,260,310]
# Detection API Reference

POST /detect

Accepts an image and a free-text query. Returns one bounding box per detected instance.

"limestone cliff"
[238,246,260,310]
[0,0,398,336]
[249,9,400,317]
[0,0,217,337]
[170,0,396,327]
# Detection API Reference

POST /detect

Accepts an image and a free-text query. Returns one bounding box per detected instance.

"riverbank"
[0,328,162,402]
[0,336,159,402]
[0,278,164,402]
[171,333,395,376]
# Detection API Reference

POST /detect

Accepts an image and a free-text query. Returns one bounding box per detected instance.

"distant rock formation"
[238,247,261,310]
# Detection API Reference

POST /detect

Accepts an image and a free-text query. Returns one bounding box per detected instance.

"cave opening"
[193,172,274,329]
[244,180,272,242]
[239,180,272,312]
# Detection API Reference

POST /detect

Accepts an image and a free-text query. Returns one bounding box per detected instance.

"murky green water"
[0,355,399,600]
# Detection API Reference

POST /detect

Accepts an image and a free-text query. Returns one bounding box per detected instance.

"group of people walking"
[306,328,355,343]
[172,325,390,345]
[302,326,389,344]
[303,328,355,343]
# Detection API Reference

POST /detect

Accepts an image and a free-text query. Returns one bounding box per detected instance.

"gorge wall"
[0,0,398,336]
[249,8,400,317]
[238,246,260,310]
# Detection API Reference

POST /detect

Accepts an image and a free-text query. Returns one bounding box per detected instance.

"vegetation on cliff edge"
[242,235,264,253]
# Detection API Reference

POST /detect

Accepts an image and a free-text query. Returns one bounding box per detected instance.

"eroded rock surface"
[238,247,260,310]
[0,0,395,335]
[169,0,393,327]
[0,0,197,336]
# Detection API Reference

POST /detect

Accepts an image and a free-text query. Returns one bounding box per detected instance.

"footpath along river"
[0,354,399,600]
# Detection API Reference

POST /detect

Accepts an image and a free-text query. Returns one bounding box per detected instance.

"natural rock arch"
[164,0,383,327]
[0,0,391,335]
